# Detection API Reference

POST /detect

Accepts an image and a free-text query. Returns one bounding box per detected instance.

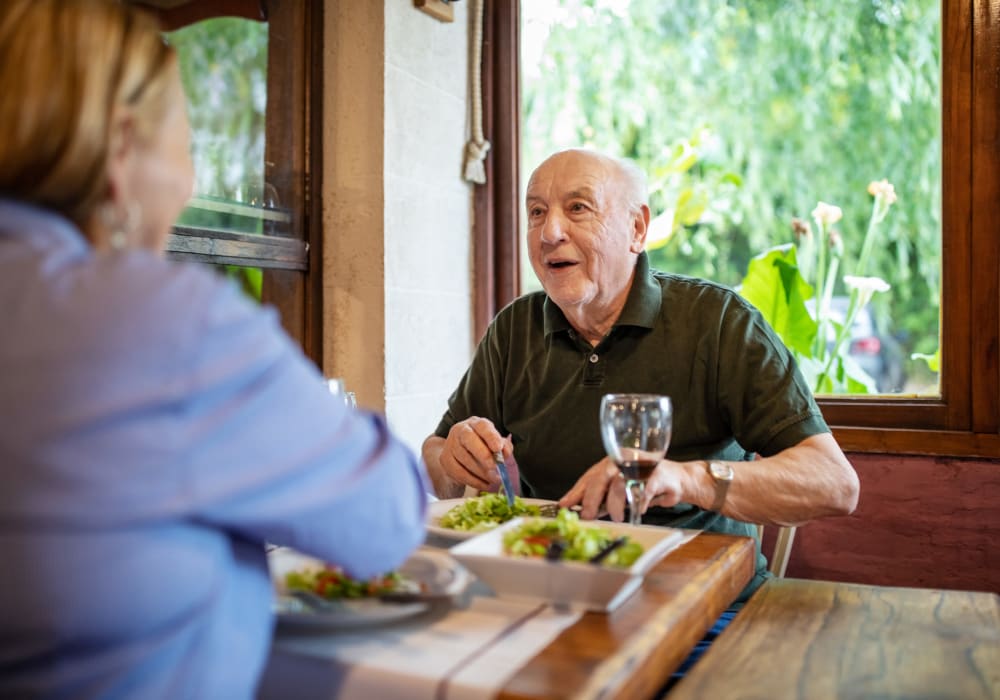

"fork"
[538,503,609,518]
[288,589,335,611]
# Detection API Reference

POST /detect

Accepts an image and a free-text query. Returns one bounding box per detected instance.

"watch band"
[706,461,734,512]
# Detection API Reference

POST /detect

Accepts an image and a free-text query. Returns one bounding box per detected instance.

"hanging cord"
[463,0,490,184]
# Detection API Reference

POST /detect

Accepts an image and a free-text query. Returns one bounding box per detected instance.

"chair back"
[756,524,797,578]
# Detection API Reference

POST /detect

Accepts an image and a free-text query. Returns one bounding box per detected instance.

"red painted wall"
[770,453,1000,593]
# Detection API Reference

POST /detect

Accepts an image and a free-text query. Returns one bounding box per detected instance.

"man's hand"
[560,458,691,521]
[558,457,626,521]
[642,461,686,511]
[434,417,511,494]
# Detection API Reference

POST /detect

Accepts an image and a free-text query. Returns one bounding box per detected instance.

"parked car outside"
[827,296,906,393]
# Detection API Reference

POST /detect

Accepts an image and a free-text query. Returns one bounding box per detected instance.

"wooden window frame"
[136,0,324,362]
[475,0,1000,459]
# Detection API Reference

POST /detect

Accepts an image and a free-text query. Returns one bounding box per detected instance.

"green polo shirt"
[436,252,828,600]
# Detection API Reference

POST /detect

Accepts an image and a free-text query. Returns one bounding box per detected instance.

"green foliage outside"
[740,185,898,393]
[166,18,269,301]
[167,18,268,207]
[522,0,941,393]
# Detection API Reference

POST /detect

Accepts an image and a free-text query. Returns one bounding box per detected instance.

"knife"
[493,451,516,507]
[589,536,628,565]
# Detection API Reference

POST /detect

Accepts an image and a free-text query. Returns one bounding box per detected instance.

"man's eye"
[529,207,544,218]
[570,202,587,212]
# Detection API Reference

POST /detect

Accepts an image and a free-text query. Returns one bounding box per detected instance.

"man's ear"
[630,203,651,253]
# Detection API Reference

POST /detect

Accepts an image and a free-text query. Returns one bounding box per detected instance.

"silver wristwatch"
[706,461,734,512]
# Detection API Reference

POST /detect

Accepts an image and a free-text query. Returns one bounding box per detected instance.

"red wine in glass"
[617,459,659,482]
[600,394,673,526]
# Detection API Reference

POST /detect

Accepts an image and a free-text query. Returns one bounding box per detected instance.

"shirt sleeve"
[714,293,829,456]
[176,277,428,579]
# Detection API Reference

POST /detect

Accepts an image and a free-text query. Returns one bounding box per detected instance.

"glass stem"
[625,479,645,526]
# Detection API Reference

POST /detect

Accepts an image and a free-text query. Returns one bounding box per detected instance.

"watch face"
[710,461,735,481]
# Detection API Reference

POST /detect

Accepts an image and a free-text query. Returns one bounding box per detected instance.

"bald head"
[528,149,648,216]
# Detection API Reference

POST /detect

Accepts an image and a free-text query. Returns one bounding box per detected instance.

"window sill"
[832,426,1000,458]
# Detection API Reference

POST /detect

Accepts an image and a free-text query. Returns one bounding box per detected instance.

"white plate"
[425,497,559,541]
[269,546,469,630]
[272,594,429,629]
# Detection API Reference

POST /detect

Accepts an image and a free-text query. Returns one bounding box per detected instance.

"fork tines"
[538,503,561,517]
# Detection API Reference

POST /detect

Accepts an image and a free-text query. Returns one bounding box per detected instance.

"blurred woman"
[0,1,427,696]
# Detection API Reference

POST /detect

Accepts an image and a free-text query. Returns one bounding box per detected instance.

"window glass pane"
[521,0,941,397]
[167,18,281,237]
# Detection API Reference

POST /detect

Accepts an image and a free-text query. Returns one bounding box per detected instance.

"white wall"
[323,2,475,454]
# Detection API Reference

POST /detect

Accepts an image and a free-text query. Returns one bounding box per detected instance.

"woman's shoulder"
[95,253,260,328]
[54,252,282,368]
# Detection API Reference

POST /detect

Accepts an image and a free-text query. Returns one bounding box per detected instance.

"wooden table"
[668,577,1000,700]
[258,532,755,700]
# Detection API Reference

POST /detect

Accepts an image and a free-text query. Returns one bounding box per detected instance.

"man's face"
[525,151,645,317]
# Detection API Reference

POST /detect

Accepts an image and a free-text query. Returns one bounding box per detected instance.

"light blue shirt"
[0,201,429,698]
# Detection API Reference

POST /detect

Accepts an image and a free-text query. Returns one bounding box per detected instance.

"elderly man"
[423,149,859,599]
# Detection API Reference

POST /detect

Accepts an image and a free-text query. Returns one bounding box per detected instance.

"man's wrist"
[422,436,462,498]
[427,464,463,499]
[679,460,714,511]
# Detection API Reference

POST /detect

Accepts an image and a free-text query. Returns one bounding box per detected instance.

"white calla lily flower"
[811,201,843,226]
[844,275,891,307]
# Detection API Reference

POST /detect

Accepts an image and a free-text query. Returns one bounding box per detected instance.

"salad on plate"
[284,565,413,600]
[438,492,543,533]
[502,509,644,568]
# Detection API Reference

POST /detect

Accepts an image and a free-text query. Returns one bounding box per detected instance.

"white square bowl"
[449,518,688,612]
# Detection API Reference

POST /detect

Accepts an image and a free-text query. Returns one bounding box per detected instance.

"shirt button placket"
[583,351,604,385]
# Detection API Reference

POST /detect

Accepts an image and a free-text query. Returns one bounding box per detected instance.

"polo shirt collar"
[543,251,662,336]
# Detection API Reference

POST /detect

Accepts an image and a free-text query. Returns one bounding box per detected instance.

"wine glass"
[325,378,357,408]
[599,394,673,525]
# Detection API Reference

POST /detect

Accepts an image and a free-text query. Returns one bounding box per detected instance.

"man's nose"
[540,212,569,244]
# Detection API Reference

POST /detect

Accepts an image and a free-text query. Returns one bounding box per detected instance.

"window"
[136,0,323,359]
[520,1,941,399]
[474,0,1000,457]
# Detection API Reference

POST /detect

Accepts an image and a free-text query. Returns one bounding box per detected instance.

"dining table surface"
[257,529,756,700]
[668,576,1000,700]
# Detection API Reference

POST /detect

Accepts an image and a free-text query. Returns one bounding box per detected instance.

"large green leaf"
[797,353,877,395]
[739,245,817,356]
[674,189,708,228]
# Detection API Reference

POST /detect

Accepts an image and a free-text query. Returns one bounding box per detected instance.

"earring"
[109,228,127,250]
[100,201,139,252]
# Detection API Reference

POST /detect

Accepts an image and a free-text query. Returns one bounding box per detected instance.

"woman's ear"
[630,203,651,253]
[104,112,136,208]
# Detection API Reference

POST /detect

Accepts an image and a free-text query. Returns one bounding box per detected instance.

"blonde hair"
[0,0,176,229]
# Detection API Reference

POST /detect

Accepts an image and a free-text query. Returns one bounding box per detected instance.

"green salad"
[438,492,541,532]
[285,566,408,600]
[502,509,644,568]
